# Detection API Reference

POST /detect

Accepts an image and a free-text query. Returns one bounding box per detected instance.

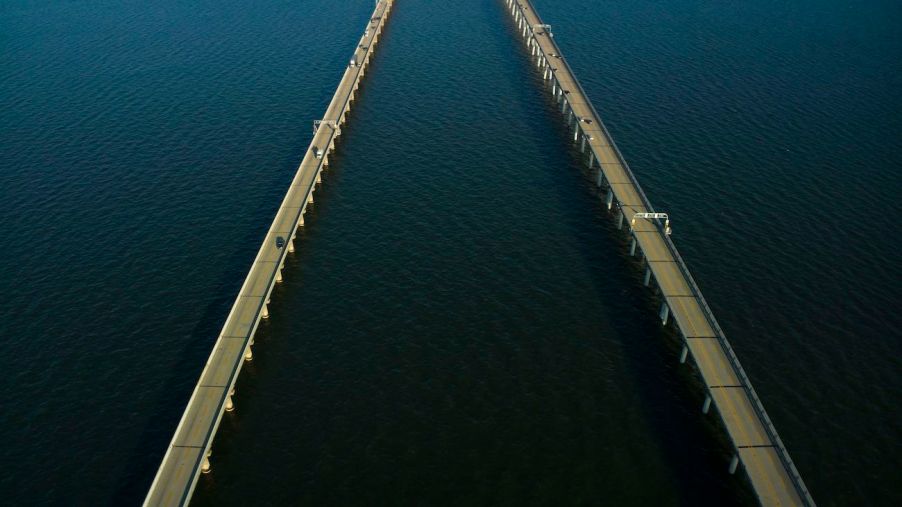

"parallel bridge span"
[144,0,814,504]
[504,0,814,505]
[144,1,394,505]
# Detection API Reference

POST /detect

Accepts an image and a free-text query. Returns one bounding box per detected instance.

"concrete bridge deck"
[504,0,814,505]
[143,1,394,505]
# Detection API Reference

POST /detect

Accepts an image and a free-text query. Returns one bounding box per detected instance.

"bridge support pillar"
[288,239,295,253]
[573,128,578,142]
[316,169,322,184]
[643,265,652,286]
[201,452,211,474]
[588,151,595,168]
[729,455,740,475]
[679,345,689,363]
[596,168,604,187]
[702,394,712,414]
[580,135,586,152]
[244,345,253,362]
[261,303,269,319]
[562,100,567,114]
[307,192,314,205]
[275,269,283,283]
[659,301,669,325]
[225,390,235,412]
[629,237,637,256]
[298,214,305,227]
[605,190,614,210]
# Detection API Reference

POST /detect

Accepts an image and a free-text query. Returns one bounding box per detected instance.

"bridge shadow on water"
[109,18,392,505]
[107,126,321,503]
[497,2,758,505]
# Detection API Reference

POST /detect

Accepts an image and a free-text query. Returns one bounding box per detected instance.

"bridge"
[145,0,814,505]
[143,1,394,505]
[504,0,814,505]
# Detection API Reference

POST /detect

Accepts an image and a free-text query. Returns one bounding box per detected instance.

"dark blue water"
[1,0,899,505]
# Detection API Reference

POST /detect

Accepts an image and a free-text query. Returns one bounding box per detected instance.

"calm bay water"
[1,0,899,505]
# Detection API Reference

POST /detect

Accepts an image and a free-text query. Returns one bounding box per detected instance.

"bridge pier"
[261,303,269,319]
[659,302,669,325]
[629,236,637,256]
[288,239,295,253]
[615,208,624,230]
[605,190,614,210]
[580,135,586,152]
[679,345,689,363]
[643,265,652,286]
[702,394,712,414]
[729,455,740,475]
[225,389,235,412]
[244,345,253,362]
[275,269,283,283]
[201,451,211,474]
[588,151,595,168]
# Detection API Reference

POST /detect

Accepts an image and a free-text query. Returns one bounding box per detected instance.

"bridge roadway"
[505,0,814,505]
[143,1,394,505]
